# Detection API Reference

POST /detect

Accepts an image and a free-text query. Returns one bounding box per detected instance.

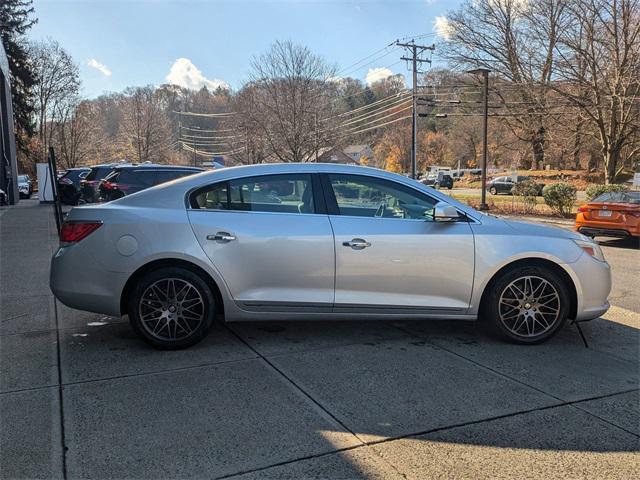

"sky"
[30,0,459,98]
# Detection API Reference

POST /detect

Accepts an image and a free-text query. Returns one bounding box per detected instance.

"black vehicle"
[486,175,544,196]
[80,163,133,203]
[57,168,91,205]
[99,165,204,201]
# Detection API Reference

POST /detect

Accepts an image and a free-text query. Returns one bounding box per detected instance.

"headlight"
[573,239,606,262]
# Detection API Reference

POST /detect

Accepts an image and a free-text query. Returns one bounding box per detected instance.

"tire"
[128,267,215,349]
[481,265,570,344]
[489,186,498,195]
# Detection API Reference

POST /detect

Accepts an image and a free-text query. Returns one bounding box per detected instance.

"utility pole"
[314,112,319,162]
[468,68,491,211]
[396,40,434,179]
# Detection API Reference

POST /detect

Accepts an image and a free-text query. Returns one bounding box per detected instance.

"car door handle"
[343,238,371,250]
[207,232,236,242]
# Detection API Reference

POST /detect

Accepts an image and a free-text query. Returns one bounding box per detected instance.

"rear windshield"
[63,169,89,182]
[18,175,28,182]
[593,191,640,204]
[85,166,113,181]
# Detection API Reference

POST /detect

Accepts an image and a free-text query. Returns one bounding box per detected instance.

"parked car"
[421,172,453,189]
[99,165,203,201]
[80,163,132,203]
[17,174,33,199]
[575,190,640,239]
[51,163,611,350]
[57,168,91,205]
[487,176,544,196]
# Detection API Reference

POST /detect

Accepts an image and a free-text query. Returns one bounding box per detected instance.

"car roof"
[113,164,203,171]
[107,162,482,221]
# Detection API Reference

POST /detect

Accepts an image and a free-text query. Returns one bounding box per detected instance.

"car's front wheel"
[128,267,215,349]
[482,266,570,344]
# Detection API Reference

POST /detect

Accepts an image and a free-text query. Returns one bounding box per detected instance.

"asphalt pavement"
[1,199,638,479]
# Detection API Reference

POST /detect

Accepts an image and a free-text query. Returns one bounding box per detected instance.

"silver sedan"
[50,163,611,349]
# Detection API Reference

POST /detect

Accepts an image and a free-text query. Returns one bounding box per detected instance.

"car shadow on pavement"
[596,236,640,249]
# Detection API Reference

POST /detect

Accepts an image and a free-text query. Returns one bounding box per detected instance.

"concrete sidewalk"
[1,201,638,479]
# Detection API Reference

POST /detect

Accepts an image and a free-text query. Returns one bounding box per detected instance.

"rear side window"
[190,174,314,214]
[115,170,154,186]
[155,170,196,185]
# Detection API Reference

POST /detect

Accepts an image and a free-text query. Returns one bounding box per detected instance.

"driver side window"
[328,174,437,220]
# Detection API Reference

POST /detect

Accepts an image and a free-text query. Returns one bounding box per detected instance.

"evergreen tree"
[0,0,37,154]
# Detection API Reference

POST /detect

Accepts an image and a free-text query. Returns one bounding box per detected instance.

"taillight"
[101,181,115,190]
[577,206,591,213]
[60,221,102,243]
[59,177,72,185]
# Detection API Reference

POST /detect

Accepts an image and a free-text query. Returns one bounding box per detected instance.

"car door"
[323,173,475,313]
[188,173,335,309]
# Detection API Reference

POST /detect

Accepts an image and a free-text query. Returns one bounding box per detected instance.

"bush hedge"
[543,183,577,217]
[585,184,629,201]
[512,179,539,214]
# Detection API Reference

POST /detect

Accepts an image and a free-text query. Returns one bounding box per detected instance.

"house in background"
[316,147,356,164]
[343,144,375,165]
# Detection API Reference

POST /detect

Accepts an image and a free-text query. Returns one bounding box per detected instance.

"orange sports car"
[576,190,640,238]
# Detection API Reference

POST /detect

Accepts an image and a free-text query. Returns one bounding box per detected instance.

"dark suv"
[99,165,203,201]
[80,163,133,203]
[57,168,91,205]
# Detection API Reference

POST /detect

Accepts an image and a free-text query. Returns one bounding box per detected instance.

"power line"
[340,114,412,137]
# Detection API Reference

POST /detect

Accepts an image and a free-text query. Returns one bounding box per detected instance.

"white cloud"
[87,58,111,77]
[434,16,454,41]
[365,67,394,86]
[166,58,228,91]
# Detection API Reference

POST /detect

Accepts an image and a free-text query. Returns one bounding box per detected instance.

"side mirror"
[433,201,461,222]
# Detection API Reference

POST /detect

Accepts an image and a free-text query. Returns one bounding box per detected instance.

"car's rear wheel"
[128,267,215,349]
[489,186,498,195]
[482,266,570,344]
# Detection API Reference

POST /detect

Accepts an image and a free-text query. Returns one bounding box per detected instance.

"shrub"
[512,180,539,214]
[543,183,577,217]
[585,184,629,201]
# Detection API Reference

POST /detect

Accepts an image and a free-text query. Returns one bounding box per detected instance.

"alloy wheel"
[498,275,561,338]
[138,278,205,342]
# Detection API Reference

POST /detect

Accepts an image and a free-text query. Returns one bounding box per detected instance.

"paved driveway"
[1,200,638,479]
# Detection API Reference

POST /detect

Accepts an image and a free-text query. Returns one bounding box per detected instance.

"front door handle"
[343,238,371,250]
[207,232,236,242]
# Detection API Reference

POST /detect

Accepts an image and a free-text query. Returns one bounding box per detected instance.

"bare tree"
[243,40,337,162]
[555,0,640,183]
[441,0,570,168]
[52,99,104,169]
[121,86,173,164]
[31,38,80,163]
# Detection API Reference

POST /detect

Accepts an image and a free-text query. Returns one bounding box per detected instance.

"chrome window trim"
[184,169,481,224]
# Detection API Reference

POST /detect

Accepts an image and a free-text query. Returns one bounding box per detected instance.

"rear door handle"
[343,238,371,250]
[207,232,236,242]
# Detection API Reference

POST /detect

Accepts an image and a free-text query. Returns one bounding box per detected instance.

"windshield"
[592,191,640,204]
